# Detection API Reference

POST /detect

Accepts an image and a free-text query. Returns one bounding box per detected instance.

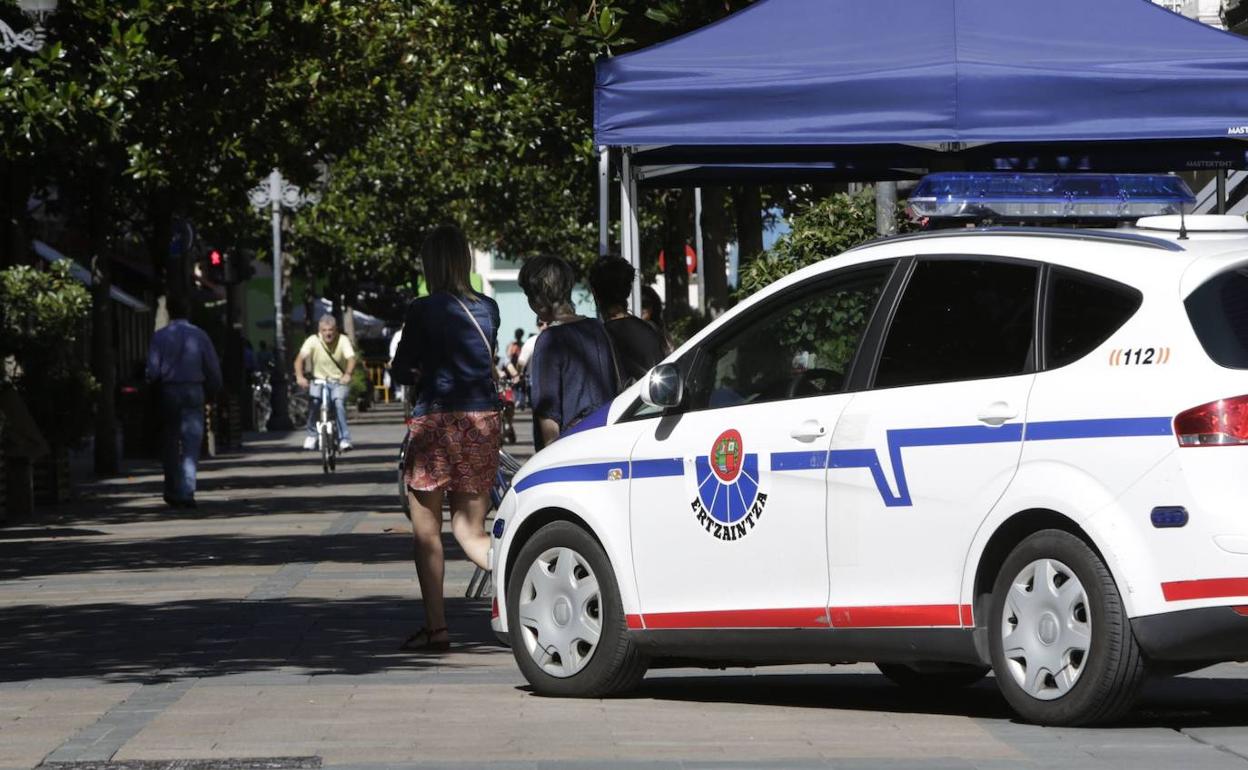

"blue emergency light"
[908,173,1195,222]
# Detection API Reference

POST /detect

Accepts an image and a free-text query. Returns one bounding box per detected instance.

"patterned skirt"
[403,411,501,494]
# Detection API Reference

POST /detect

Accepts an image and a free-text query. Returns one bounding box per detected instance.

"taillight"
[1174,395,1248,447]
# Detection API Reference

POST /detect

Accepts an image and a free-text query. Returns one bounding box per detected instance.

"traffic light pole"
[249,169,320,431]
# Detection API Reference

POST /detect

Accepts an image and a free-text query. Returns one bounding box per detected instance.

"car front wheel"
[507,521,647,697]
[988,529,1146,725]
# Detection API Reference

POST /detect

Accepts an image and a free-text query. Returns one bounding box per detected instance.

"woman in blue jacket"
[391,224,500,652]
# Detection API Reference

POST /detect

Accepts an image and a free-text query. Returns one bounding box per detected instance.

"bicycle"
[249,369,273,430]
[309,377,340,474]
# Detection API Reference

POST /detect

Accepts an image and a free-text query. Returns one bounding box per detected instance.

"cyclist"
[294,314,356,451]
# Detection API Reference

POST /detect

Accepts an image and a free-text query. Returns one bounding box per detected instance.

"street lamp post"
[1,0,57,54]
[248,169,320,431]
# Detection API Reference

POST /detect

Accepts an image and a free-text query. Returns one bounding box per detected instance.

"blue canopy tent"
[594,0,1248,308]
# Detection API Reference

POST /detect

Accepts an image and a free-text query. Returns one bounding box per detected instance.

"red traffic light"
[210,250,223,266]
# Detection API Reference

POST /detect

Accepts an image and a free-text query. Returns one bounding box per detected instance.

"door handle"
[976,401,1018,427]
[790,419,827,441]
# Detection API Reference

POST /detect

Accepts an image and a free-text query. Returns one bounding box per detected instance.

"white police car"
[490,214,1248,726]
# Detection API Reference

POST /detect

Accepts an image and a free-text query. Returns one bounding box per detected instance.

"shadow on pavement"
[627,669,1248,728]
[0,595,506,684]
[0,528,467,578]
[24,494,403,527]
[630,671,1016,720]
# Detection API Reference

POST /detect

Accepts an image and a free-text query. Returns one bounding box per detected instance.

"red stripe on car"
[1162,577,1248,601]
[640,608,827,629]
[828,604,964,628]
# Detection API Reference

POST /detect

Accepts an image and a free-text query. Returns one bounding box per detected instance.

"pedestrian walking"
[145,296,222,509]
[386,325,405,403]
[589,254,666,387]
[640,284,674,354]
[519,255,620,451]
[391,223,501,652]
[515,319,546,410]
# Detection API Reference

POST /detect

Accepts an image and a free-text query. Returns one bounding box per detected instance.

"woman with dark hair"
[518,255,619,451]
[391,224,500,652]
[639,285,673,354]
[589,254,666,387]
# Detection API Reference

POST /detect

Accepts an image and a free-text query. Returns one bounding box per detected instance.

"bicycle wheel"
[320,426,331,473]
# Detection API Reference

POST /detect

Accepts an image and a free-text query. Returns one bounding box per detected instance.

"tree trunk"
[224,281,247,433]
[662,188,692,317]
[700,187,731,315]
[149,195,175,329]
[733,185,765,265]
[302,263,316,339]
[2,159,32,269]
[89,166,119,476]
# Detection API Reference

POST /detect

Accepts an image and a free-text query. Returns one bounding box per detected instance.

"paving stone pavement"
[2,404,1248,770]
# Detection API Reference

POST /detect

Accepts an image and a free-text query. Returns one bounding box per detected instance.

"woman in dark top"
[391,224,500,652]
[589,254,667,387]
[519,255,619,451]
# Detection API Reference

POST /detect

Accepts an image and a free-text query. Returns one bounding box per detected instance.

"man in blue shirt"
[146,296,222,508]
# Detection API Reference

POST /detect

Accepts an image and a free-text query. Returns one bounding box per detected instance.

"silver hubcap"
[517,547,602,678]
[1001,558,1092,701]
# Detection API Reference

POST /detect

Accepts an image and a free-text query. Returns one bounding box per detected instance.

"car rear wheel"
[988,529,1146,725]
[876,661,989,690]
[507,521,647,697]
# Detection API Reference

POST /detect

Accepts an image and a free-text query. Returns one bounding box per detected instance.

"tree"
[737,187,911,297]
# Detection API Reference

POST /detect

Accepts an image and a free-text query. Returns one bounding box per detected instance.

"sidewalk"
[0,404,534,769]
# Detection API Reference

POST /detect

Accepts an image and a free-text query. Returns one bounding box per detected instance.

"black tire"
[988,529,1147,726]
[507,521,647,697]
[877,662,989,690]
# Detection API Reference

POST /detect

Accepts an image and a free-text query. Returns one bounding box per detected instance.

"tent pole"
[875,181,898,236]
[598,147,610,256]
[621,150,642,316]
[694,187,706,315]
[1217,170,1227,214]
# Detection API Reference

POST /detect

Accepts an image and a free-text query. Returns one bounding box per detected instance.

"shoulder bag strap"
[318,336,346,375]
[451,295,500,386]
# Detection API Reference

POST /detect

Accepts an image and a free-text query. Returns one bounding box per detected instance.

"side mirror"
[640,363,683,409]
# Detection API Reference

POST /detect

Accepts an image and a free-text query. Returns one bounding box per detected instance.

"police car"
[489,209,1248,726]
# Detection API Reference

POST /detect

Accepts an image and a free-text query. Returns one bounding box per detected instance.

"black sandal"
[399,626,450,652]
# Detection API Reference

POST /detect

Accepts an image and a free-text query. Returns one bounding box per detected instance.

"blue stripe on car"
[513,416,1173,505]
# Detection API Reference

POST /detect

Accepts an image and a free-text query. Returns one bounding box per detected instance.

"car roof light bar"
[908,173,1195,222]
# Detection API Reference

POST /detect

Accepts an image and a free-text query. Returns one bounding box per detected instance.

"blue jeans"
[307,381,351,443]
[160,383,205,501]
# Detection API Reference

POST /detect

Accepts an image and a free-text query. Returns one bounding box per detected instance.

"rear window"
[1186,267,1248,369]
[1047,269,1142,369]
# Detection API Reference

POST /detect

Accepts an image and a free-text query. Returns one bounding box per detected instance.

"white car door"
[827,257,1039,629]
[628,263,897,630]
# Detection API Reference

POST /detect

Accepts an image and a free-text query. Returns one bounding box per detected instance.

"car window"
[1047,268,1141,369]
[1186,266,1248,369]
[875,259,1038,388]
[682,264,893,412]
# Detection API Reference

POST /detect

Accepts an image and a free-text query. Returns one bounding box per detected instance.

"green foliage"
[0,263,99,447]
[730,188,910,386]
[347,365,369,406]
[737,188,910,297]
